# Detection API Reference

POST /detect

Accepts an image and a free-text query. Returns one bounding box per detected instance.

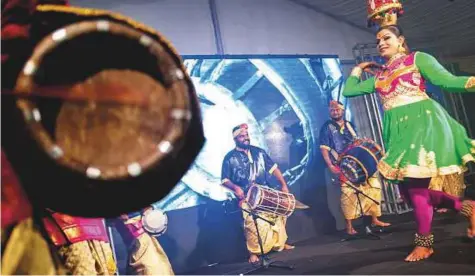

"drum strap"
[346,122,357,138]
[327,120,357,164]
[327,120,356,138]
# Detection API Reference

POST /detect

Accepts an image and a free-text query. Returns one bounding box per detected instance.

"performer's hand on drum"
[234,186,245,200]
[339,173,349,184]
[329,164,341,175]
[281,186,290,193]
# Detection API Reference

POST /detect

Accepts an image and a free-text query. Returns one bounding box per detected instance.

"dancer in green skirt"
[343,23,475,262]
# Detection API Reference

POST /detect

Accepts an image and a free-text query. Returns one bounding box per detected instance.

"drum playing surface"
[339,139,383,185]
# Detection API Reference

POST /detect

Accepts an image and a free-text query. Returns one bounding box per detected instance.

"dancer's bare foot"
[248,254,259,263]
[346,227,358,235]
[372,218,391,227]
[467,228,474,239]
[404,246,434,262]
[467,202,475,238]
[284,244,295,250]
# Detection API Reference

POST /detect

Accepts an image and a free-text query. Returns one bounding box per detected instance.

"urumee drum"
[338,138,383,185]
[2,14,204,217]
[246,184,296,217]
[142,209,168,237]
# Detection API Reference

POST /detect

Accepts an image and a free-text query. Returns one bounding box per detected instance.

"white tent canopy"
[290,0,475,58]
[70,0,475,61]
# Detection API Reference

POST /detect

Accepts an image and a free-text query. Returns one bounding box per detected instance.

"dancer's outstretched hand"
[357,61,382,75]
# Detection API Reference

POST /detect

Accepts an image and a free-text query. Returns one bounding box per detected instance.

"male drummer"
[221,123,294,264]
[319,100,389,235]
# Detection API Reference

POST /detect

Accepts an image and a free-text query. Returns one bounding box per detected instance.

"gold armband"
[465,76,475,91]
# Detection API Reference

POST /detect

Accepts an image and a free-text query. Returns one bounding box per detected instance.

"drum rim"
[341,155,369,183]
[338,138,383,184]
[13,20,193,180]
[339,138,383,158]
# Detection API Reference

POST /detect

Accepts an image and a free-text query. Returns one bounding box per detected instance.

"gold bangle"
[350,67,363,77]
[465,76,475,91]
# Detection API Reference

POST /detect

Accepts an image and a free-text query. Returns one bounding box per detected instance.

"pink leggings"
[398,178,462,236]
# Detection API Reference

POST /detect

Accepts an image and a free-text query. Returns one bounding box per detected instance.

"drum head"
[246,185,261,208]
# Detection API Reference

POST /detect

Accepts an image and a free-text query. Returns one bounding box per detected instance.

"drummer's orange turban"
[232,123,248,138]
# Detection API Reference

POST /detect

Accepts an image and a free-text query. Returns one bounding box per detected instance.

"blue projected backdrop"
[154,56,349,211]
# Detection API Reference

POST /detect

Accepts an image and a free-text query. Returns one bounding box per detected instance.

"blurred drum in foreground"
[2,5,204,217]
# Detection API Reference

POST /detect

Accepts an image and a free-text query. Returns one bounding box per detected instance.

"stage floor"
[187,212,475,275]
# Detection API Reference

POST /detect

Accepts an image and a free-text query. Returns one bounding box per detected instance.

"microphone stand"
[104,220,119,275]
[236,203,295,274]
[340,181,381,241]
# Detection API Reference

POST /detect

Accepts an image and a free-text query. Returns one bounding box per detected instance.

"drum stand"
[340,182,381,241]
[239,207,295,274]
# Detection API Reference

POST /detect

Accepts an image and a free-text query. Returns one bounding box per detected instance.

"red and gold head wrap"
[367,0,404,28]
[232,123,248,138]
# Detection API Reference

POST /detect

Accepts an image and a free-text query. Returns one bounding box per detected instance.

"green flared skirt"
[377,98,475,181]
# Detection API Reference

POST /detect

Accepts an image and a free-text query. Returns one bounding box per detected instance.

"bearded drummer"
[319,100,390,235]
[221,123,295,264]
